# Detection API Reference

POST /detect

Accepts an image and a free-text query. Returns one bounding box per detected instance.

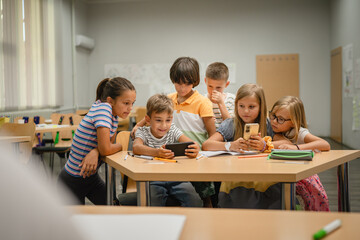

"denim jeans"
[150,181,202,207]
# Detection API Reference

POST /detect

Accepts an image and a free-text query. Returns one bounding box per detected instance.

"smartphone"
[243,123,259,140]
[165,142,194,156]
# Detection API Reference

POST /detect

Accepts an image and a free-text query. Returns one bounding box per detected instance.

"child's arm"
[211,91,231,120]
[79,131,119,178]
[300,134,330,151]
[97,127,122,156]
[272,134,293,148]
[276,133,331,151]
[131,117,146,138]
[178,134,200,158]
[133,138,175,159]
[79,148,99,178]
[202,132,248,151]
[203,116,216,137]
[248,134,267,152]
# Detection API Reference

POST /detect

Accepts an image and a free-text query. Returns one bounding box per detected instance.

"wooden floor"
[318,138,360,212]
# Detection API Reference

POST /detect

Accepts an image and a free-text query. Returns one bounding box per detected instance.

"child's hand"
[185,142,200,158]
[79,150,99,178]
[231,138,249,152]
[158,145,175,159]
[278,144,298,150]
[248,134,265,151]
[210,90,225,105]
[130,125,139,139]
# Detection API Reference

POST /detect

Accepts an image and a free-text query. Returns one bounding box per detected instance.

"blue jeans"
[150,181,202,207]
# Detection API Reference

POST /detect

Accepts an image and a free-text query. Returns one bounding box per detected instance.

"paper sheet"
[199,150,257,157]
[72,214,186,240]
[343,44,354,97]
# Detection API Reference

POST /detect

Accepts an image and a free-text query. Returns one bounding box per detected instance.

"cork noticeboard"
[256,54,299,111]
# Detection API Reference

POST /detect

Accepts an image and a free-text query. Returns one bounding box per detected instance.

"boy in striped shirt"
[204,62,235,129]
[133,94,202,207]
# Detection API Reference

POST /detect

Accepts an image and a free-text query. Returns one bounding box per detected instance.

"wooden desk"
[70,205,360,240]
[0,136,31,143]
[35,125,78,134]
[105,150,360,210]
[0,136,32,162]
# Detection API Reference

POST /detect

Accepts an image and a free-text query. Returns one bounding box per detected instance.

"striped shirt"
[64,100,118,177]
[135,123,183,148]
[204,92,235,129]
[168,90,214,146]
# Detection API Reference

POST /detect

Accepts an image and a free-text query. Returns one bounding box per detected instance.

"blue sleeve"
[217,118,235,142]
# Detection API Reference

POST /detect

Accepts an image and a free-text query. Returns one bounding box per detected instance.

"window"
[0,0,62,111]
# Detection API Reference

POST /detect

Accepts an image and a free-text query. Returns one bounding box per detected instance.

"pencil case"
[268,149,314,161]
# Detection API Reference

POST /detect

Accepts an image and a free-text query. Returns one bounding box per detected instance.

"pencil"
[153,157,177,163]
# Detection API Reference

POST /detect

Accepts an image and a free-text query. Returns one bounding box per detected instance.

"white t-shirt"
[295,127,310,144]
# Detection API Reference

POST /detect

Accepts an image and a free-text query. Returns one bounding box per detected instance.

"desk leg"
[136,181,151,206]
[337,162,350,212]
[282,183,296,210]
[106,163,114,205]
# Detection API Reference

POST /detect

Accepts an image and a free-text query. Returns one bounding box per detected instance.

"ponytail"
[96,78,110,101]
[96,77,135,102]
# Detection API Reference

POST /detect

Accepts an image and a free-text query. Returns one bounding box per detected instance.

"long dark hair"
[96,77,135,101]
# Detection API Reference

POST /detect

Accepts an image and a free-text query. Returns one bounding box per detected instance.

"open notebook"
[199,150,258,157]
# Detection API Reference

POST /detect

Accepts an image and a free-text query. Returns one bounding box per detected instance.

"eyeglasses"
[269,112,291,124]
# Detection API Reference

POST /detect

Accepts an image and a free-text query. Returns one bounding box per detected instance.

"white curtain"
[0,0,62,111]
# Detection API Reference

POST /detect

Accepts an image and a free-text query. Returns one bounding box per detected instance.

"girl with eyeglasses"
[270,96,330,151]
[270,96,330,211]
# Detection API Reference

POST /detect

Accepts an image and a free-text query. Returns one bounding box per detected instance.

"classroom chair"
[75,109,89,117]
[33,113,81,173]
[0,122,36,164]
[14,115,46,147]
[135,106,146,124]
[117,117,130,132]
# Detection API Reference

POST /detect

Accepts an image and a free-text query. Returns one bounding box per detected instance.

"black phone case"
[165,142,194,156]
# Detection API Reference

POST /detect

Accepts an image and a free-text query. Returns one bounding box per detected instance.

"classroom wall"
[74,0,331,136]
[74,0,91,108]
[331,0,360,149]
[60,0,74,109]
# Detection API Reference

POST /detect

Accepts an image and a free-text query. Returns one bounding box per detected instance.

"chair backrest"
[116,131,130,151]
[115,131,136,192]
[14,116,45,147]
[14,116,45,125]
[75,109,89,116]
[135,107,147,123]
[0,123,36,163]
[50,113,82,147]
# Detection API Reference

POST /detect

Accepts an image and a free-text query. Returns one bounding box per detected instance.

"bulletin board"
[256,54,299,111]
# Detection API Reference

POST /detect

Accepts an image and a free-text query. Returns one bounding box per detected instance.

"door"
[330,47,342,143]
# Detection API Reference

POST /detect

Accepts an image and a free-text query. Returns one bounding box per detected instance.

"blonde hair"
[233,84,267,140]
[270,96,307,142]
[146,94,173,117]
